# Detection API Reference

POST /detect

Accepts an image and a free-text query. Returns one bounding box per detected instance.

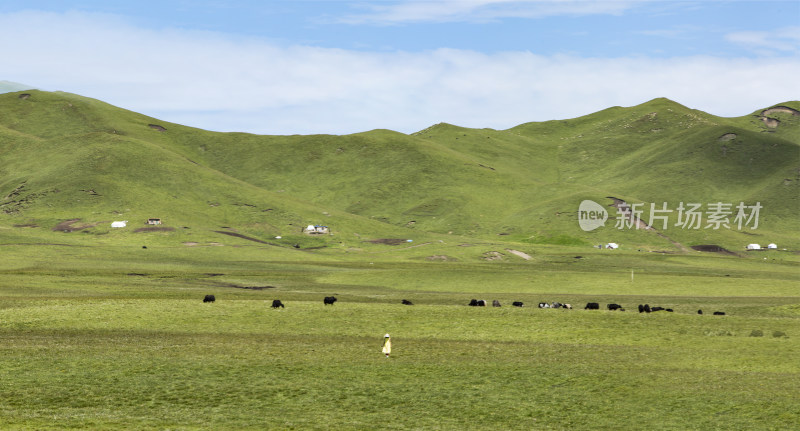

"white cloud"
[1,11,798,135]
[726,26,800,55]
[340,0,638,24]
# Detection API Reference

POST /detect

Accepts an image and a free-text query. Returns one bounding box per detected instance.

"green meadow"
[0,91,798,429]
[0,237,798,430]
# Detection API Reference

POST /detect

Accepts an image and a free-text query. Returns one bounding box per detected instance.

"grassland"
[0,90,798,429]
[0,233,798,430]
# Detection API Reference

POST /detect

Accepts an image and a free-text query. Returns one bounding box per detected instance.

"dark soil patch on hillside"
[214,282,276,290]
[53,219,98,232]
[134,226,176,233]
[691,244,739,256]
[13,223,38,228]
[367,238,409,245]
[148,124,167,132]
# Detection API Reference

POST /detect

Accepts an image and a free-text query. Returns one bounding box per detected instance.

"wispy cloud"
[339,0,638,25]
[726,26,800,55]
[1,11,798,135]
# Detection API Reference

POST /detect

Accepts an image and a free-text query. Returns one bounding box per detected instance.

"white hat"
[384,333,390,337]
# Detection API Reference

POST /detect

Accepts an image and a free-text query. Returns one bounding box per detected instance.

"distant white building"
[303,224,329,234]
[746,244,761,250]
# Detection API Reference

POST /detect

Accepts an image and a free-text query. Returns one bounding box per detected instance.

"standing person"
[382,333,391,358]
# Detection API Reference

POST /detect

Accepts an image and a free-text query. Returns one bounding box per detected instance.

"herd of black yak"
[202,295,725,315]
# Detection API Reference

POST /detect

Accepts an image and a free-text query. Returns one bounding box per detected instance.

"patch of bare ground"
[52,219,99,232]
[691,244,740,256]
[758,106,799,129]
[134,226,176,233]
[426,255,457,261]
[483,251,505,261]
[367,238,409,245]
[761,106,800,117]
[224,284,276,290]
[13,223,38,228]
[183,242,199,246]
[506,249,532,260]
[204,280,276,290]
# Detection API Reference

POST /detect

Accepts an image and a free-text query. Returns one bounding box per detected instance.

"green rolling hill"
[0,90,797,253]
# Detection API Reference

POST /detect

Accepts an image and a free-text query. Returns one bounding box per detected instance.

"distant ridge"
[0,80,36,93]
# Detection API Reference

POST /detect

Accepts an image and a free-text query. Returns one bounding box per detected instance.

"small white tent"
[746,243,761,250]
[606,242,619,249]
[111,221,128,228]
[767,243,777,249]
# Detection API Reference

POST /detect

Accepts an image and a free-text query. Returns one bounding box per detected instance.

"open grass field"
[0,90,798,428]
[1,237,798,430]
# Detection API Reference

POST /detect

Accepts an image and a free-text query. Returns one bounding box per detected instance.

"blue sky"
[1,1,798,134]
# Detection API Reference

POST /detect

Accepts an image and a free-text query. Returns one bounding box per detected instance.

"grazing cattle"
[607,303,623,311]
[468,299,486,306]
[638,304,651,313]
[323,296,337,305]
[584,302,600,310]
[271,299,284,308]
[665,308,673,312]
[713,311,726,316]
[650,306,665,312]
[492,300,501,307]
[476,300,486,307]
[697,309,703,315]
[538,302,549,308]
[563,303,572,309]
[512,301,524,307]
[203,294,215,303]
[552,302,563,309]
[401,299,414,305]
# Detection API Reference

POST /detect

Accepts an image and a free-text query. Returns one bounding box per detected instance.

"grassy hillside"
[0,90,797,252]
[0,91,798,429]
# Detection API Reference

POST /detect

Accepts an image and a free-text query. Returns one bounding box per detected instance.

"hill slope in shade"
[0,90,797,252]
